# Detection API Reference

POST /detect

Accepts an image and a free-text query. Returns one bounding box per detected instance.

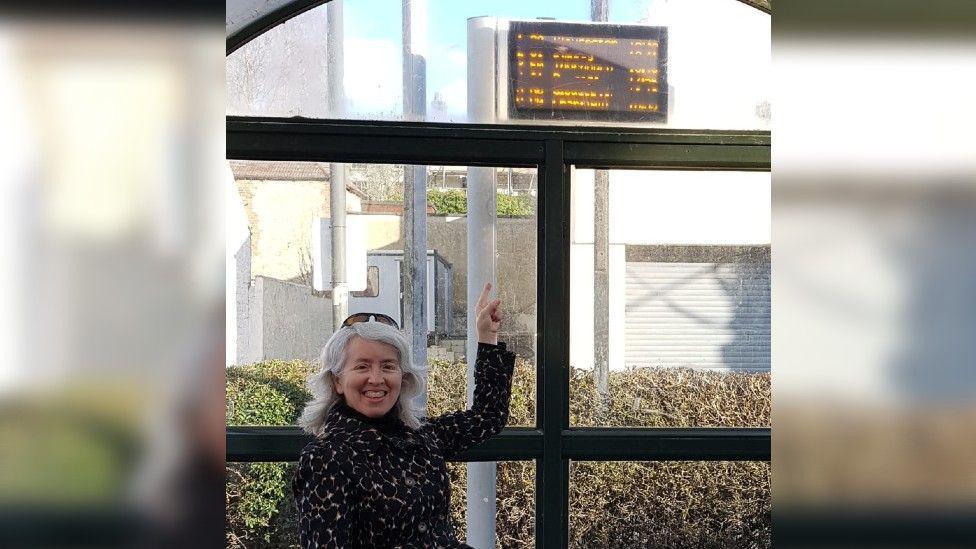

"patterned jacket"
[293,342,516,549]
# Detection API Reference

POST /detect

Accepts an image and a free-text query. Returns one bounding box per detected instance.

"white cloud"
[344,37,402,117]
[432,77,467,121]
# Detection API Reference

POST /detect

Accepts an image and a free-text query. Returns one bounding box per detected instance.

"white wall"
[570,169,770,371]
[608,170,770,245]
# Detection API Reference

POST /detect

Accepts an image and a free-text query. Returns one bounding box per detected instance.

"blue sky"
[341,0,652,117]
[345,0,652,46]
[345,0,596,44]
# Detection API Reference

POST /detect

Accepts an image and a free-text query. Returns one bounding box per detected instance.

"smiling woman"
[292,284,516,548]
[298,320,424,432]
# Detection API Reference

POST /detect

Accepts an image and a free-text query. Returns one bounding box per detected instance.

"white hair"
[298,321,426,435]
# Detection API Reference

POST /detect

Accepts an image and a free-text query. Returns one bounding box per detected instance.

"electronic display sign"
[509,21,668,123]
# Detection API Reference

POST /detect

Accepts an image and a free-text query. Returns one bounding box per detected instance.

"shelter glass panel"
[568,167,771,427]
[227,0,770,130]
[569,460,771,548]
[447,460,536,549]
[227,160,537,427]
[226,460,535,548]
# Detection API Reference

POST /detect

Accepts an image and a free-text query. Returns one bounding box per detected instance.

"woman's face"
[334,336,403,418]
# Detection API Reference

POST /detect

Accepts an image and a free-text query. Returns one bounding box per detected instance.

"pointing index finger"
[477,282,491,309]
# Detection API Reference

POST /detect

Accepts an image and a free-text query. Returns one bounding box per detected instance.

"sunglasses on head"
[341,312,400,330]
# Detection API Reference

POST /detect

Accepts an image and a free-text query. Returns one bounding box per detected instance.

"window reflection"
[227,0,769,129]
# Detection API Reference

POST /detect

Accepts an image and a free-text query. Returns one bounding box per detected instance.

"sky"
[342,0,592,118]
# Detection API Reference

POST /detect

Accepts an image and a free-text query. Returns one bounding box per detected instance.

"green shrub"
[495,193,533,217]
[226,359,771,548]
[425,189,534,217]
[226,361,314,548]
[425,189,467,215]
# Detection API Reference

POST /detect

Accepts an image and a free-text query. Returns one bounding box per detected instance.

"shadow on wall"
[625,245,770,372]
[720,247,771,372]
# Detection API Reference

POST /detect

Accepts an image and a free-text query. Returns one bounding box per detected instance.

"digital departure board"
[509,21,668,123]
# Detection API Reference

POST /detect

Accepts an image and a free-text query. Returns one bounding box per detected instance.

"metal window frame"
[227,116,771,548]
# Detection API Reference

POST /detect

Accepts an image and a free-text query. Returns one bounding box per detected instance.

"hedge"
[226,359,770,548]
[424,189,534,218]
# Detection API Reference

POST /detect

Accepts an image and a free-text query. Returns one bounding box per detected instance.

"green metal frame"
[227,117,771,548]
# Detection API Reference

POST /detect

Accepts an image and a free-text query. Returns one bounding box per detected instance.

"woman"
[293,283,515,549]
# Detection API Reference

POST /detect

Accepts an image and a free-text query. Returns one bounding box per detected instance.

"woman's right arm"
[293,444,356,549]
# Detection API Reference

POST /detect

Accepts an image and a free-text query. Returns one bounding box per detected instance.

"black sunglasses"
[341,312,400,330]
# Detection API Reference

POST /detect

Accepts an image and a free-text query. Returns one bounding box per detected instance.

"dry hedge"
[227,358,770,548]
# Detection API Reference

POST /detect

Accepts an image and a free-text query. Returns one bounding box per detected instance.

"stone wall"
[237,179,363,283]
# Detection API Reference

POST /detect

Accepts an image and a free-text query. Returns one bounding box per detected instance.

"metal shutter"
[624,254,770,372]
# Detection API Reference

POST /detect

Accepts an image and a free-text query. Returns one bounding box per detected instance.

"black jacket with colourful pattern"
[293,342,516,549]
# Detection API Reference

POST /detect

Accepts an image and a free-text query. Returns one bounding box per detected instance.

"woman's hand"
[475,282,502,345]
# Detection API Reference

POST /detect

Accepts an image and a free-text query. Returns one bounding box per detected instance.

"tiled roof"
[230,160,366,198]
[230,160,330,181]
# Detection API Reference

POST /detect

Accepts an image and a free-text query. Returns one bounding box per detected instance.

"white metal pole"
[592,0,611,417]
[402,0,429,414]
[466,16,498,549]
[328,0,348,331]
